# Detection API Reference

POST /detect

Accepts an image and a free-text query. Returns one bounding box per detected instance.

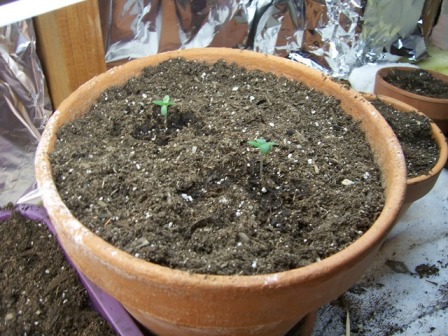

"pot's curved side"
[406,124,448,202]
[374,67,448,135]
[362,93,448,204]
[36,48,407,336]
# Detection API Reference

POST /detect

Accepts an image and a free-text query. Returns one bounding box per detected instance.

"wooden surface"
[34,0,106,109]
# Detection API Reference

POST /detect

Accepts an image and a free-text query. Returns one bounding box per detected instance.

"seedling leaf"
[248,138,277,155]
[152,95,176,128]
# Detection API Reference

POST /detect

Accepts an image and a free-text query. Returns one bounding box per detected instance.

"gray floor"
[314,169,448,335]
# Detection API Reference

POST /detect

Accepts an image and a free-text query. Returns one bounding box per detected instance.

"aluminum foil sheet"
[258,0,366,78]
[99,0,428,77]
[100,0,256,64]
[0,19,52,205]
[254,0,427,77]
[361,0,427,63]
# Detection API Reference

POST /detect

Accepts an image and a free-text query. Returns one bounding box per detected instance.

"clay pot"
[362,94,448,205]
[374,66,448,136]
[35,48,407,336]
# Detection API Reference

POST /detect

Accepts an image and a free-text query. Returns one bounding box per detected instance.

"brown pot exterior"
[35,48,407,336]
[362,94,448,204]
[374,67,448,136]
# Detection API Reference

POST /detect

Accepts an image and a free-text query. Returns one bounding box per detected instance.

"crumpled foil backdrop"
[99,0,428,77]
[0,19,52,205]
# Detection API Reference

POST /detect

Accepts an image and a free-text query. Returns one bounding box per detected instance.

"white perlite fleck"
[181,193,193,202]
[341,179,355,186]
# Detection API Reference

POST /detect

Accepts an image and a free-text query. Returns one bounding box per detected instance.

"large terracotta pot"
[374,66,448,136]
[35,48,407,336]
[362,94,448,205]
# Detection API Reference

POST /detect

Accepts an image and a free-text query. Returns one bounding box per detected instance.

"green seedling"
[248,138,277,185]
[152,95,175,129]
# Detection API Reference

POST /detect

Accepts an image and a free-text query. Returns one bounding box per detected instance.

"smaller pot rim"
[375,66,448,104]
[361,93,448,186]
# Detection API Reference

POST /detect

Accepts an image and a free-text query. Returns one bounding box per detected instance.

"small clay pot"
[374,66,448,136]
[35,48,407,336]
[362,94,448,204]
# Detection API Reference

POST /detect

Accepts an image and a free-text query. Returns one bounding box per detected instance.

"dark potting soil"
[383,68,448,99]
[0,208,115,336]
[369,98,439,178]
[50,58,385,276]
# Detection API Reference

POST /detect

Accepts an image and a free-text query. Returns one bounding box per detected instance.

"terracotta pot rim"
[375,66,448,104]
[361,93,448,186]
[407,126,447,185]
[36,48,407,289]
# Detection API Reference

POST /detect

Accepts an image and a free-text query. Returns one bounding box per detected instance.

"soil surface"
[383,68,448,99]
[369,98,439,177]
[0,206,115,336]
[50,58,385,276]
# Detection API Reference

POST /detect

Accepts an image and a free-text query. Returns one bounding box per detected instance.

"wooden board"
[34,0,106,109]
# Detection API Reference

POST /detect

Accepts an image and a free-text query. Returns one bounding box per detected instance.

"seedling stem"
[248,138,277,186]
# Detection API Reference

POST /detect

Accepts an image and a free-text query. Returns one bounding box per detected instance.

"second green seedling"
[152,95,176,129]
